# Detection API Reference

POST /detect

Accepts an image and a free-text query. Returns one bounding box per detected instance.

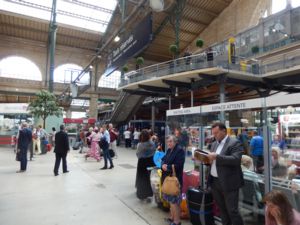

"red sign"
[63,118,96,124]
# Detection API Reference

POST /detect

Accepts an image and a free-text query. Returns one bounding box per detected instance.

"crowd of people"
[14,120,300,225]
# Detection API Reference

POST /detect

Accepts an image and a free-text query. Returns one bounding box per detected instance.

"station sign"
[0,103,28,114]
[201,98,262,113]
[166,106,201,116]
[103,13,153,77]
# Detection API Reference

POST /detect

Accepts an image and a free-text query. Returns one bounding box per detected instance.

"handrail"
[119,6,300,88]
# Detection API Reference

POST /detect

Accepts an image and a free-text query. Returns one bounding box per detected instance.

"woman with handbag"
[161,135,185,225]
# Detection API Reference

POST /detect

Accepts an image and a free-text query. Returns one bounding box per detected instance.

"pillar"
[219,75,226,123]
[89,94,98,119]
[151,101,155,131]
[190,90,194,107]
[66,109,72,118]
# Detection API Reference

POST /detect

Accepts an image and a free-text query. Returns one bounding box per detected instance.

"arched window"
[291,0,300,8]
[272,0,287,14]
[0,56,42,81]
[98,70,121,89]
[54,64,90,86]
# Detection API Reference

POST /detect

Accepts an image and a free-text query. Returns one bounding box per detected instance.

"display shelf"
[288,131,300,134]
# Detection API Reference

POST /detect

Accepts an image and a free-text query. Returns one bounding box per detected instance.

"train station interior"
[1,0,300,224]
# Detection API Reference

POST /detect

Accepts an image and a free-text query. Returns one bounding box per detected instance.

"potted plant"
[122,64,129,73]
[251,45,259,54]
[136,57,144,69]
[169,44,178,58]
[196,38,204,48]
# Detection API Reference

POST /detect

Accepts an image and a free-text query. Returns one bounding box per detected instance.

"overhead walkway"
[110,6,300,124]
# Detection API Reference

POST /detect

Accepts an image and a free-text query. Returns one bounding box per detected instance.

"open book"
[194,149,211,164]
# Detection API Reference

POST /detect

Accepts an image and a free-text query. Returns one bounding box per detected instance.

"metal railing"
[120,48,300,87]
[119,6,300,88]
[119,53,261,87]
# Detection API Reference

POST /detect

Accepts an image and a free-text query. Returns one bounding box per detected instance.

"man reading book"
[206,122,244,225]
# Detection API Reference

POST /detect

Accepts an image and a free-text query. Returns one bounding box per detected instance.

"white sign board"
[201,98,262,113]
[267,93,300,108]
[0,103,28,114]
[280,114,300,123]
[166,106,200,116]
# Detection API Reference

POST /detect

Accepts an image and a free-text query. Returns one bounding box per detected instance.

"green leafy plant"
[28,90,63,128]
[136,57,144,66]
[251,45,259,54]
[169,44,178,54]
[196,38,204,48]
[122,65,129,72]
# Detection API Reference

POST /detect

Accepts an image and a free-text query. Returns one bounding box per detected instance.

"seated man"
[241,155,263,204]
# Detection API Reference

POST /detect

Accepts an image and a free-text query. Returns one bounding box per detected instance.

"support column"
[262,98,272,194]
[168,95,171,110]
[66,109,72,118]
[49,0,57,93]
[89,94,98,119]
[190,90,194,107]
[219,75,226,123]
[151,101,155,131]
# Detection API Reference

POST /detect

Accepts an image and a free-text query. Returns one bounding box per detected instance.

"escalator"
[110,91,146,126]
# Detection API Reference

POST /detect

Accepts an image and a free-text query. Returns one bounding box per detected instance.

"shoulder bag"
[161,164,180,196]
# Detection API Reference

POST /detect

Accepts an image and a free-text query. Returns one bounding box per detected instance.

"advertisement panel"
[103,14,153,76]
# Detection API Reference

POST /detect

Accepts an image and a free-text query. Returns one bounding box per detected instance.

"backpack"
[99,136,109,149]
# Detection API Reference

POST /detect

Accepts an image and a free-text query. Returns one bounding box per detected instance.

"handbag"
[162,164,180,196]
[15,149,21,161]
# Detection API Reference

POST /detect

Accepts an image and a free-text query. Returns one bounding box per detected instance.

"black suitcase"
[72,141,80,150]
[187,187,215,225]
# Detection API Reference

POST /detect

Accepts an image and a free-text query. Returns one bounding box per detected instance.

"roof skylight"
[0,0,117,33]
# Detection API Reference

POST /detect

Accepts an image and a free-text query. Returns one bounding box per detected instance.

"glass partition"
[166,95,300,224]
[268,107,300,212]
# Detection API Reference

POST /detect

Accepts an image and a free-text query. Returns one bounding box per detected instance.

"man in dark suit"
[53,125,70,176]
[17,122,32,173]
[207,122,244,225]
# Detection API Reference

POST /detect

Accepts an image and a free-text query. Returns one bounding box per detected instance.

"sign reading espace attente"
[201,99,262,113]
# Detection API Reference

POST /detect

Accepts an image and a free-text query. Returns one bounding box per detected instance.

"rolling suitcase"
[187,187,215,225]
[72,141,80,150]
[182,170,200,194]
[187,149,215,225]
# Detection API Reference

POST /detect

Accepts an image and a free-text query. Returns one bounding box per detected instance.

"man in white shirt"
[132,128,140,149]
[123,129,131,148]
[207,122,244,225]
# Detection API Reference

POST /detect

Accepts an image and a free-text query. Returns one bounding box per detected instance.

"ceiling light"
[114,36,120,42]
[89,65,93,69]
[284,33,288,37]
[272,28,276,33]
[97,55,102,59]
[175,87,178,97]
[149,0,164,12]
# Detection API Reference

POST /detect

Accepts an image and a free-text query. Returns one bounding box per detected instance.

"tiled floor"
[0,146,195,225]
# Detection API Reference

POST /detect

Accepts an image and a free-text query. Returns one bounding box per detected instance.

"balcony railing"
[120,6,300,88]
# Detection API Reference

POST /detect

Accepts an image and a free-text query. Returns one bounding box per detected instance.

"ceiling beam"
[184,4,218,18]
[123,89,167,97]
[264,74,300,85]
[162,79,191,88]
[181,16,209,27]
[198,74,219,81]
[138,85,171,93]
[191,79,215,90]
[226,77,267,89]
